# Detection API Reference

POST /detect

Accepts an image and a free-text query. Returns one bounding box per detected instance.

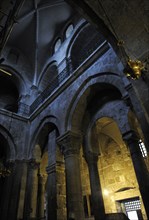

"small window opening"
[54,38,61,53]
[65,24,74,38]
[118,197,143,220]
[138,139,147,157]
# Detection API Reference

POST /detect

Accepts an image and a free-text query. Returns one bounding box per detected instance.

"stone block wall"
[80,136,148,219]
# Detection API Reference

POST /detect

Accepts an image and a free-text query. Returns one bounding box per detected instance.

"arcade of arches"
[0,1,149,220]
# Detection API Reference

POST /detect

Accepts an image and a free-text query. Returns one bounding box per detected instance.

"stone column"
[85,152,105,220]
[123,131,149,219]
[44,130,58,220]
[57,131,85,220]
[23,160,39,220]
[0,162,15,220]
[8,161,25,220]
[37,174,47,218]
[30,161,39,219]
[46,163,57,220]
[17,162,28,219]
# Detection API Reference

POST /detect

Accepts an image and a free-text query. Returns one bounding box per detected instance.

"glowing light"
[103,189,109,196]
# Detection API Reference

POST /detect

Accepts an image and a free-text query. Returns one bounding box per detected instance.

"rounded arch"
[0,125,16,161]
[0,65,28,113]
[29,116,60,158]
[37,61,58,91]
[86,116,129,154]
[0,64,27,94]
[65,73,128,132]
[0,73,19,112]
[69,23,105,70]
[82,99,130,155]
[66,19,88,58]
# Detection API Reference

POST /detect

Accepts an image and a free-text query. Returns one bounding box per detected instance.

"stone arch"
[38,61,59,92]
[66,19,87,58]
[30,115,60,158]
[28,116,65,220]
[67,22,105,70]
[85,101,130,153]
[0,64,27,94]
[0,65,28,112]
[0,125,16,161]
[65,73,127,132]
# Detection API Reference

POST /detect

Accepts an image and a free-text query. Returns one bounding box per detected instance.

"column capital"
[122,130,139,144]
[57,130,82,156]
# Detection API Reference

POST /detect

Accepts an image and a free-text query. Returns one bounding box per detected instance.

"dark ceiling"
[0,0,77,80]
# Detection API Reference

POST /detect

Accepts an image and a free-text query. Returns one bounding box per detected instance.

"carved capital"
[57,130,82,157]
[122,130,139,144]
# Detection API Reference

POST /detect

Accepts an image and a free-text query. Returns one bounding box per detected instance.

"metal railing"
[29,35,109,114]
[30,66,69,114]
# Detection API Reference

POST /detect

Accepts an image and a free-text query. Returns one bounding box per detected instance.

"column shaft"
[64,152,84,220]
[57,131,85,220]
[86,153,105,220]
[123,132,149,219]
[23,161,39,220]
[46,164,57,220]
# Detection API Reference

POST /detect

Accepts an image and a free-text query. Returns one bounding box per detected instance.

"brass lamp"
[127,59,144,79]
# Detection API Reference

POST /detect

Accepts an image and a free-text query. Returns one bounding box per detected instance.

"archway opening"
[0,74,19,112]
[81,117,147,219]
[29,123,66,220]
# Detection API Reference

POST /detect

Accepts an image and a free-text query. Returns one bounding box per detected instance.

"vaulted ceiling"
[0,0,148,86]
[0,0,77,80]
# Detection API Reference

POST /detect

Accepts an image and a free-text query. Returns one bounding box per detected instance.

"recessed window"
[138,139,147,157]
[119,197,143,220]
[65,24,74,38]
[54,38,61,53]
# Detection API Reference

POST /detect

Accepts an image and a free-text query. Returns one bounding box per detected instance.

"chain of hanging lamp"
[97,0,145,79]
